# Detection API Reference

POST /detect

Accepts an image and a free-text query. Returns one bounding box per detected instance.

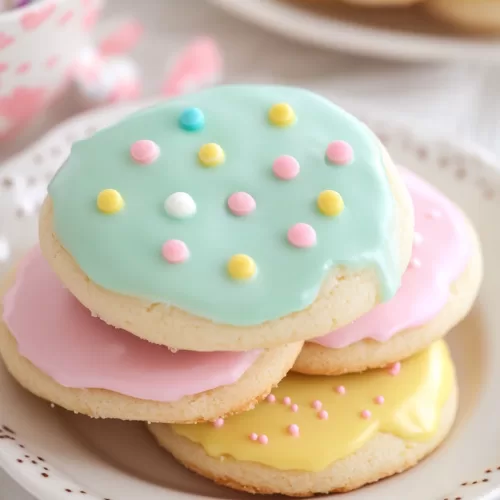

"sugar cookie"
[293,169,482,375]
[150,341,457,496]
[0,249,302,423]
[39,85,413,351]
[425,0,500,33]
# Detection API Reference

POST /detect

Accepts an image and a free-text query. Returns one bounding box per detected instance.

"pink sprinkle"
[361,410,372,419]
[227,192,256,216]
[335,385,346,395]
[130,140,160,164]
[318,410,328,420]
[291,404,299,413]
[409,257,421,269]
[213,418,224,428]
[266,394,276,403]
[258,434,269,445]
[413,232,424,246]
[326,140,354,165]
[272,155,300,180]
[250,433,258,441]
[162,240,189,264]
[287,223,317,248]
[374,396,385,405]
[287,424,300,437]
[388,362,401,376]
[283,396,292,406]
[311,400,322,410]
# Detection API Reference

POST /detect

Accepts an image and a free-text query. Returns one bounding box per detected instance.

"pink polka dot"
[283,396,292,406]
[258,434,269,445]
[388,362,401,376]
[335,385,346,395]
[162,240,189,264]
[311,400,322,410]
[318,410,328,420]
[213,418,224,428]
[326,140,353,165]
[288,223,316,248]
[291,403,299,413]
[130,140,160,164]
[374,396,385,405]
[250,433,258,441]
[266,394,276,403]
[288,424,300,437]
[227,192,256,216]
[273,155,300,180]
[361,409,372,419]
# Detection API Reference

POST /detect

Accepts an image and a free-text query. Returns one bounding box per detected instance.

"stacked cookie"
[0,85,481,495]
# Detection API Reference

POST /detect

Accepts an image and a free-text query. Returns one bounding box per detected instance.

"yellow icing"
[268,103,296,127]
[317,190,345,217]
[198,143,225,167]
[227,254,256,280]
[96,189,124,214]
[172,341,454,472]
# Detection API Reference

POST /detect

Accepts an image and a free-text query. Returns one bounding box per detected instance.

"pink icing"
[361,410,372,419]
[2,249,261,402]
[291,403,299,412]
[162,239,189,264]
[313,169,470,349]
[258,435,269,445]
[326,140,353,165]
[288,424,300,437]
[288,223,317,248]
[318,410,328,420]
[272,155,300,180]
[227,192,256,216]
[130,139,159,164]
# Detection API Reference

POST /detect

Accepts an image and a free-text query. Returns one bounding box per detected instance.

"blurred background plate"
[208,0,500,62]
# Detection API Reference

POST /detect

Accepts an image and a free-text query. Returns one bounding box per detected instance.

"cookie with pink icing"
[0,248,303,423]
[293,168,482,375]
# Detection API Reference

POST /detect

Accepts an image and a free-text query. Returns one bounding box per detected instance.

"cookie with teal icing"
[39,85,413,352]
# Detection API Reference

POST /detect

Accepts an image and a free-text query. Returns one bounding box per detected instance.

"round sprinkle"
[250,433,258,441]
[287,424,300,437]
[318,410,329,420]
[213,418,224,428]
[409,257,421,269]
[228,192,256,216]
[130,140,160,164]
[335,385,346,395]
[374,396,385,405]
[273,155,300,180]
[198,143,225,167]
[179,107,205,132]
[311,400,322,410]
[268,102,296,127]
[227,254,256,280]
[162,240,189,264]
[413,232,424,246]
[317,190,344,217]
[288,223,316,248]
[258,434,269,445]
[283,396,292,406]
[164,192,196,219]
[361,409,372,419]
[97,189,124,214]
[291,404,299,413]
[388,362,401,376]
[266,394,276,403]
[326,140,354,165]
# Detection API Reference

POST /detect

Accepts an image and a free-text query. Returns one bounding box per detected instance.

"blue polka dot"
[179,107,205,132]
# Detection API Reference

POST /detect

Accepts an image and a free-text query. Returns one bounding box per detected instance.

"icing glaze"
[172,341,454,472]
[314,168,470,349]
[49,85,399,326]
[2,249,261,402]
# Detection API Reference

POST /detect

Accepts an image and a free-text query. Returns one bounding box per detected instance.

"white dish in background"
[0,100,500,500]
[207,0,500,62]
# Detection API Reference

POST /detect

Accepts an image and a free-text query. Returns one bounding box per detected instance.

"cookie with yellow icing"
[293,169,482,375]
[425,0,500,33]
[149,341,457,495]
[39,85,413,352]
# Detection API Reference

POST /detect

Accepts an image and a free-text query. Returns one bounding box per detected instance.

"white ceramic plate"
[1,100,500,500]
[207,0,500,62]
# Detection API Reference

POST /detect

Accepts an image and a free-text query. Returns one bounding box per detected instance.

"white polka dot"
[164,192,196,219]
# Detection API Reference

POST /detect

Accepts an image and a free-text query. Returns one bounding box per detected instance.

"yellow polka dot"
[97,189,124,214]
[317,190,344,217]
[198,143,225,167]
[268,103,296,127]
[228,254,256,280]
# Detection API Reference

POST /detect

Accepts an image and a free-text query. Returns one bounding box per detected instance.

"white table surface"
[1,0,499,498]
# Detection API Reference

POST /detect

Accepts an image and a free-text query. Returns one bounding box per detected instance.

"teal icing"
[49,85,400,326]
[179,107,204,132]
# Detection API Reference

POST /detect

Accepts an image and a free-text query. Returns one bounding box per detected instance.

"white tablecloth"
[1,0,499,497]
